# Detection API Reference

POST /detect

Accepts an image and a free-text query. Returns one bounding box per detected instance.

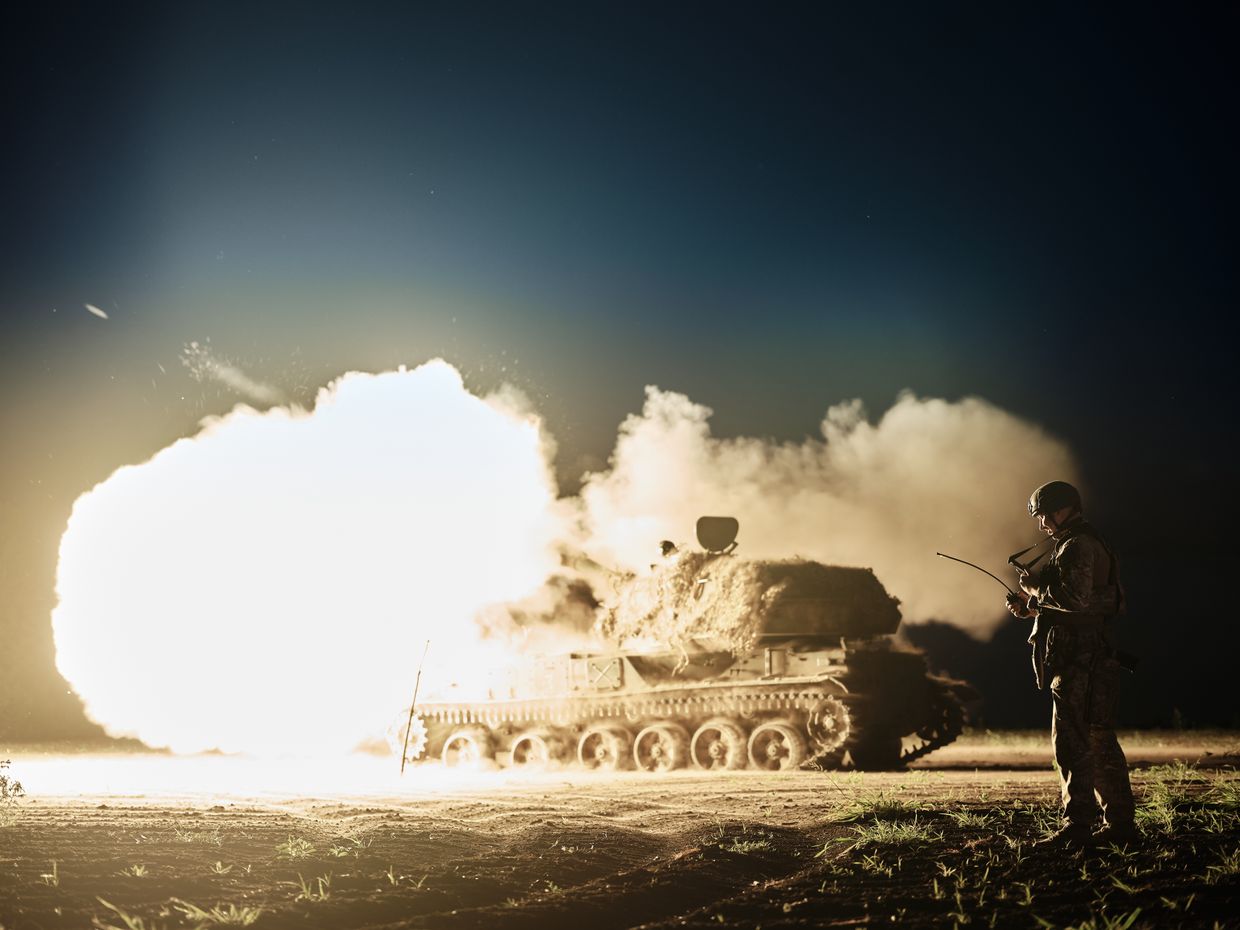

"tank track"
[416,678,848,730]
[415,677,967,770]
[896,686,966,766]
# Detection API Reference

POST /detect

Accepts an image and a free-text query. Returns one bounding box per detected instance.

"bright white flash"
[52,361,565,755]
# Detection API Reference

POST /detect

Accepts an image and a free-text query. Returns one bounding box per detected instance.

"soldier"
[1005,481,1138,847]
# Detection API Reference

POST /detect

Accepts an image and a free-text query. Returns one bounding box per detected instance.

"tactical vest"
[1041,521,1125,620]
[1028,521,1126,688]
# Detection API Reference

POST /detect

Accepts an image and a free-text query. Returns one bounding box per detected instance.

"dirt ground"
[2,732,1238,930]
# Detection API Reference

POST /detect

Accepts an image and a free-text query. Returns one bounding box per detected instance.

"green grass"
[1205,847,1240,885]
[1032,907,1143,930]
[328,834,373,858]
[173,825,223,846]
[292,872,332,902]
[833,788,922,823]
[92,899,177,930]
[1133,762,1240,835]
[1205,777,1240,809]
[723,838,773,853]
[941,809,997,829]
[170,898,264,926]
[40,861,59,887]
[808,766,1240,930]
[275,836,316,859]
[843,814,943,849]
[1158,892,1197,913]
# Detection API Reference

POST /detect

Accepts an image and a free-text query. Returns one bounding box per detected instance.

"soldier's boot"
[1092,821,1141,847]
[1034,822,1094,849]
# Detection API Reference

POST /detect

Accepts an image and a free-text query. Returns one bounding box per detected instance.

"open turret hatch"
[696,516,739,554]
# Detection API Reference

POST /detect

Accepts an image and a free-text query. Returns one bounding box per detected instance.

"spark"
[181,341,283,405]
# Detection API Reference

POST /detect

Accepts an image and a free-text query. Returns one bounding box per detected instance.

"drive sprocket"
[387,711,429,763]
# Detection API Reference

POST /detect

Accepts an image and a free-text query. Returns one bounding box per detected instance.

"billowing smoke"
[52,361,566,754]
[578,388,1077,637]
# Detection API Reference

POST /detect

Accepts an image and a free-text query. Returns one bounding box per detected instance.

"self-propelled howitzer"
[391,518,975,773]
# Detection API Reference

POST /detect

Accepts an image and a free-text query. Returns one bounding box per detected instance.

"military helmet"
[1028,481,1082,516]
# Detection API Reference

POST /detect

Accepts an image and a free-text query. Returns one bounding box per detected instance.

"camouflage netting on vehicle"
[598,552,902,652]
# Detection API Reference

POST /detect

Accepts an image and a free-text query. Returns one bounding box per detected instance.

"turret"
[599,516,902,651]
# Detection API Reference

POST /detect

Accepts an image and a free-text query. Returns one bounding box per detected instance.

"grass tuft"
[942,809,996,829]
[293,872,332,902]
[1204,777,1240,811]
[173,825,223,846]
[1205,847,1240,885]
[845,813,942,849]
[276,836,316,860]
[40,861,60,887]
[723,838,772,854]
[170,898,264,926]
[92,899,182,930]
[834,789,921,823]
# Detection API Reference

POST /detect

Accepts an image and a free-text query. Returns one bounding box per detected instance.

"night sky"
[2,3,1235,738]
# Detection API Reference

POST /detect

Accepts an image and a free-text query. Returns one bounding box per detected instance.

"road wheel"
[577,725,632,771]
[747,721,807,772]
[387,711,429,765]
[633,722,690,772]
[509,730,565,768]
[691,718,748,771]
[441,727,492,767]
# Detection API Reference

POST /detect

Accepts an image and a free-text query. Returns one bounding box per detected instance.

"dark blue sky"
[2,3,1234,732]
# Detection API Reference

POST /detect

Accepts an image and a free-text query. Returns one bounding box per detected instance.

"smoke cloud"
[578,388,1077,637]
[53,361,566,754]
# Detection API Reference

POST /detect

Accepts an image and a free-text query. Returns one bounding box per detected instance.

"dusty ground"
[2,732,1238,930]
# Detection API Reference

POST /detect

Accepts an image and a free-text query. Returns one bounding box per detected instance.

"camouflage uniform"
[1027,520,1135,830]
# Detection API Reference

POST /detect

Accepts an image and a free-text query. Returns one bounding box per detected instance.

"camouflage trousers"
[1049,649,1135,827]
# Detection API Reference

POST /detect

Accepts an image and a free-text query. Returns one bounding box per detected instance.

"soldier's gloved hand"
[1016,566,1039,595]
[1006,592,1035,619]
